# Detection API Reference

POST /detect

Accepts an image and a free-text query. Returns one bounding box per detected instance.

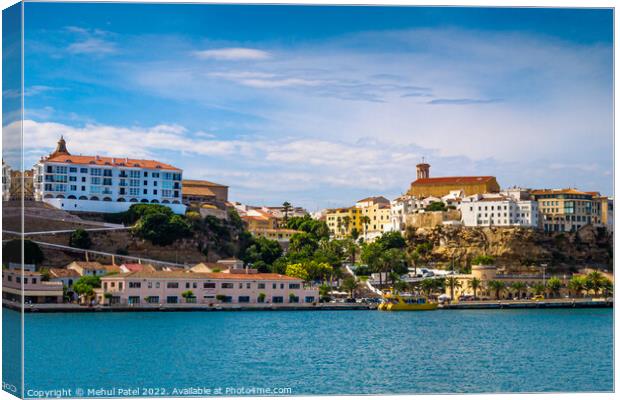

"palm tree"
[420,278,435,298]
[510,282,527,300]
[586,271,605,296]
[545,277,563,299]
[445,276,462,301]
[601,278,613,297]
[568,276,586,298]
[341,276,358,299]
[486,280,506,300]
[360,215,371,239]
[406,249,421,277]
[468,277,482,299]
[342,216,351,236]
[531,283,546,296]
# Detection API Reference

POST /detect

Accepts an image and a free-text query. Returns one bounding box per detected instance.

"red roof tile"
[45,154,181,171]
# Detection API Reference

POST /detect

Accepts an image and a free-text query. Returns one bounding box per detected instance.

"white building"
[460,192,538,227]
[387,195,420,233]
[2,159,11,201]
[33,137,186,214]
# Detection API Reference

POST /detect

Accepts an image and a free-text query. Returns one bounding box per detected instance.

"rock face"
[406,225,613,272]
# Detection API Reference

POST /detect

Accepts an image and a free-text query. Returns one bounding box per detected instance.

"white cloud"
[193,47,270,61]
[68,38,117,55]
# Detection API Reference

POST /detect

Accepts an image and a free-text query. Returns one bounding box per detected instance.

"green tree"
[73,275,101,304]
[319,284,332,302]
[468,277,482,299]
[257,292,266,303]
[360,215,371,238]
[103,292,113,306]
[532,283,546,296]
[376,231,406,250]
[3,239,45,265]
[239,236,283,271]
[420,278,436,298]
[69,228,92,250]
[393,279,409,294]
[282,201,292,223]
[510,281,527,299]
[406,249,421,277]
[472,255,495,266]
[601,278,613,297]
[425,201,446,212]
[285,263,310,282]
[133,212,192,246]
[486,280,506,299]
[568,276,587,298]
[446,276,462,301]
[545,277,563,298]
[181,290,195,303]
[585,271,605,296]
[341,276,358,298]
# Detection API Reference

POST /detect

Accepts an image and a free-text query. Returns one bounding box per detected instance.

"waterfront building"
[49,268,81,288]
[460,193,538,227]
[33,136,185,214]
[355,196,391,241]
[94,269,318,305]
[325,207,363,239]
[531,188,598,232]
[182,179,229,205]
[444,264,571,300]
[2,159,11,201]
[2,264,64,304]
[407,162,500,198]
[67,261,120,277]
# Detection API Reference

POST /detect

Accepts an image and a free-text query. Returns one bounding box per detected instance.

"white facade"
[460,193,538,227]
[2,160,11,201]
[33,140,186,214]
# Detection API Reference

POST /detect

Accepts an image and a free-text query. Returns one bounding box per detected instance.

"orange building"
[407,163,500,198]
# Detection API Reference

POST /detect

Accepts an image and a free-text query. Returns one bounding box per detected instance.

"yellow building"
[325,207,363,239]
[241,211,278,232]
[531,189,597,232]
[445,265,569,300]
[252,228,302,242]
[355,196,391,241]
[407,163,500,198]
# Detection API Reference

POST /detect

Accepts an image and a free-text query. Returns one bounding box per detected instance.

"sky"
[10,3,614,210]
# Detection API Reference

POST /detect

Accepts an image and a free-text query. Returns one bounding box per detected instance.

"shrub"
[472,254,495,266]
[3,239,45,265]
[133,212,192,246]
[69,228,92,250]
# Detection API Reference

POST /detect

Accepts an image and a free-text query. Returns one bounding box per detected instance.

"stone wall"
[405,209,461,228]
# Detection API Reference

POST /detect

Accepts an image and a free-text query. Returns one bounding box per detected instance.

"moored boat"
[378,291,438,311]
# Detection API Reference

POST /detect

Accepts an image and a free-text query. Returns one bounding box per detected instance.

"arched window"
[172,200,180,204]
[44,194,53,199]
[140,199,149,203]
[151,199,159,203]
[67,195,77,199]
[90,196,99,201]
[79,196,88,200]
[103,197,112,202]
[56,195,65,199]
[129,198,138,202]
[117,198,126,202]
[162,200,170,204]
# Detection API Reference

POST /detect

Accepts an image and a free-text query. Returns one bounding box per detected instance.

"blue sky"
[14,4,613,210]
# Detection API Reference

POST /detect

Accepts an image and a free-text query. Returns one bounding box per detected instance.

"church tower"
[50,135,70,157]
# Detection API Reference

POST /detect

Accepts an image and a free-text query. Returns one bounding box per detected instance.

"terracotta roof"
[103,271,300,281]
[412,176,496,185]
[68,261,103,270]
[121,263,155,273]
[531,188,590,196]
[182,179,228,188]
[45,154,181,171]
[357,196,390,204]
[49,268,81,278]
[182,186,216,197]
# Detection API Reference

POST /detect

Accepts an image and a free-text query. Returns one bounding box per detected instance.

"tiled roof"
[45,154,181,171]
[182,186,216,197]
[531,188,590,196]
[68,261,103,270]
[413,176,496,185]
[356,196,390,204]
[182,179,228,188]
[49,268,81,278]
[103,271,300,281]
[121,263,155,272]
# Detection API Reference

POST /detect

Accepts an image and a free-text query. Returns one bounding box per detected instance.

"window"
[91,168,102,176]
[80,168,88,173]
[129,282,141,288]
[147,296,159,304]
[167,282,179,289]
[289,295,299,303]
[272,296,284,303]
[166,296,178,304]
[103,178,112,186]
[91,177,101,185]
[258,283,266,289]
[128,296,140,304]
[148,282,153,289]
[24,278,28,284]
[32,278,37,284]
[69,176,77,182]
[103,169,112,177]
[186,282,190,289]
[204,282,216,289]
[238,296,250,303]
[129,170,141,178]
[289,283,301,289]
[221,283,234,289]
[305,296,315,303]
[156,282,160,289]
[246,283,251,289]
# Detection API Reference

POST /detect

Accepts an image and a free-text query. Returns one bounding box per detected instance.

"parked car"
[531,295,545,301]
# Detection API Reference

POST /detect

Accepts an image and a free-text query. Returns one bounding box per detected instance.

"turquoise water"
[17,309,614,396]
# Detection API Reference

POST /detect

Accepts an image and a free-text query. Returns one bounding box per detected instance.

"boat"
[378,291,438,311]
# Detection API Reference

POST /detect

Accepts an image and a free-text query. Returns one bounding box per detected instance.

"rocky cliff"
[406,225,613,272]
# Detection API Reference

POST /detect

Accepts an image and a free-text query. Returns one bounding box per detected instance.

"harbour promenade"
[4,297,611,312]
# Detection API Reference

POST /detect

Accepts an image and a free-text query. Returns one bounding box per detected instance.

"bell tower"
[416,158,430,180]
[51,135,70,157]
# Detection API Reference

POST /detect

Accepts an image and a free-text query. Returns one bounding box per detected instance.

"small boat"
[378,292,438,311]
